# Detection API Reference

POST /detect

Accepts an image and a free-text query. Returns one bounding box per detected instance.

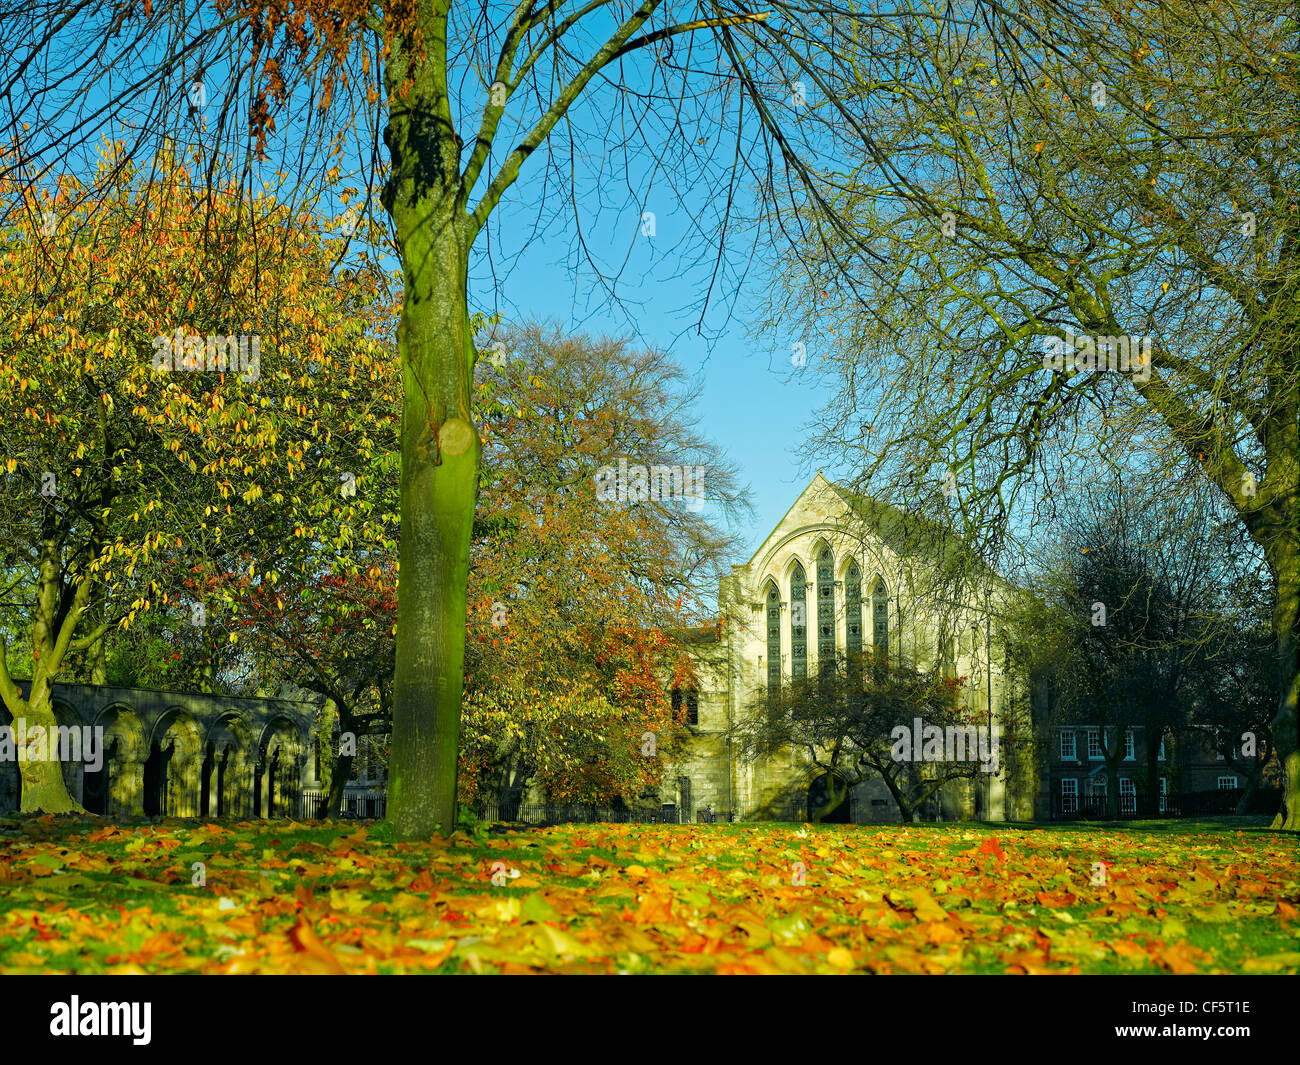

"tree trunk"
[2,527,90,814]
[1257,356,1298,830]
[16,680,82,814]
[810,772,853,822]
[1269,547,1299,830]
[1234,771,1258,816]
[319,699,350,819]
[89,633,107,686]
[384,188,479,840]
[326,754,353,818]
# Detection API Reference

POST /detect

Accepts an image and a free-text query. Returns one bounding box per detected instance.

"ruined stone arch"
[87,703,147,816]
[203,711,256,818]
[145,708,205,818]
[0,703,17,814]
[256,716,305,819]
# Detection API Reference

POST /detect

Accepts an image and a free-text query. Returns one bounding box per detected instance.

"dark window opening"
[816,546,835,664]
[671,688,699,726]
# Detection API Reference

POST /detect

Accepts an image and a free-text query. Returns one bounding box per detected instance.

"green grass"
[0,815,1296,973]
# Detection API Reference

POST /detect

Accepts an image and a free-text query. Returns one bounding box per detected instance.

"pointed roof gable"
[742,471,843,570]
[742,472,1009,590]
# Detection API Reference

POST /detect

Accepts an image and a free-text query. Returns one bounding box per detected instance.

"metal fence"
[298,788,387,820]
[1051,787,1279,821]
[470,802,784,825]
[471,802,687,825]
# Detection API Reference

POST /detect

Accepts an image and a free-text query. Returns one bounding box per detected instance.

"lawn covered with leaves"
[0,817,1296,974]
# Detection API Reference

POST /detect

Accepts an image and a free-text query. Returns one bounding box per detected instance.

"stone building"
[0,680,319,817]
[662,473,1038,824]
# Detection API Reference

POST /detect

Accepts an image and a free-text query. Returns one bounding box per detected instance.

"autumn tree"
[1194,623,1280,814]
[762,0,1300,827]
[0,145,396,811]
[3,0,858,836]
[733,651,978,822]
[219,566,399,816]
[462,324,747,809]
[1012,475,1282,816]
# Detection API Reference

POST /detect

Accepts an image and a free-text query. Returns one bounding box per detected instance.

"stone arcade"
[0,680,319,818]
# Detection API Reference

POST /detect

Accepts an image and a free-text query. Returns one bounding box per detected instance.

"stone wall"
[0,681,320,818]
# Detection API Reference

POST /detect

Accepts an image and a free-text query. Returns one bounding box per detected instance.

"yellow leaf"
[1242,952,1300,972]
[533,924,593,958]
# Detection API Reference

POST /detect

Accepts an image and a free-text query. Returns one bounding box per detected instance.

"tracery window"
[790,563,808,681]
[845,562,863,659]
[816,546,835,665]
[765,582,781,691]
[871,578,889,662]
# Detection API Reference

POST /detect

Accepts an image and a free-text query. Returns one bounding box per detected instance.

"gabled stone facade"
[665,473,1039,823]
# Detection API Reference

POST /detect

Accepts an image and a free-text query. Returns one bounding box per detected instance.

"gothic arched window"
[765,582,781,691]
[816,545,835,665]
[845,562,863,659]
[672,687,699,726]
[790,563,808,681]
[872,577,889,662]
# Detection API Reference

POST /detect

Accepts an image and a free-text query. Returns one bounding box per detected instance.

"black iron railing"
[471,803,689,825]
[1051,787,1279,820]
[298,788,387,819]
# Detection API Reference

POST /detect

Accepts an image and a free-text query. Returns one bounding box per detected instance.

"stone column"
[176,751,202,818]
[292,753,306,818]
[110,758,144,817]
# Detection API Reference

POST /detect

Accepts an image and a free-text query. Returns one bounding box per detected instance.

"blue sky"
[471,241,839,561]
[466,174,842,562]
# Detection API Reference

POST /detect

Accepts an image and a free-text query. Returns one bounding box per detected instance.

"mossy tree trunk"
[381,28,480,840]
[1267,528,1299,830]
[0,524,108,813]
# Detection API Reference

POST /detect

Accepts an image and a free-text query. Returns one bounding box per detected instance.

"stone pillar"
[165,739,201,818]
[237,755,254,818]
[292,753,305,818]
[110,759,144,817]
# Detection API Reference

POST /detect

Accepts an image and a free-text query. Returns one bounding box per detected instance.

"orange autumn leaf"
[288,918,347,975]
